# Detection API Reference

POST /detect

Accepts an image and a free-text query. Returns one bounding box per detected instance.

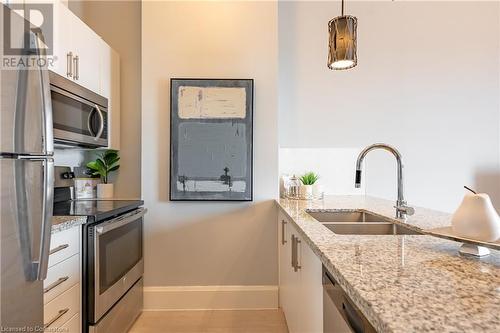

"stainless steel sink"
[306,210,422,235]
[306,210,392,223]
[322,222,421,235]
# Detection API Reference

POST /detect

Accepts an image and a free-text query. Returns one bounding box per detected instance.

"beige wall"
[69,0,142,199]
[279,1,500,212]
[141,1,278,286]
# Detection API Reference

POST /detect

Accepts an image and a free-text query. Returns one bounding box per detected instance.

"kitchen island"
[277,196,500,333]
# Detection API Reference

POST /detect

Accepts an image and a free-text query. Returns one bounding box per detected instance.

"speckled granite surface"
[277,196,500,333]
[52,216,86,233]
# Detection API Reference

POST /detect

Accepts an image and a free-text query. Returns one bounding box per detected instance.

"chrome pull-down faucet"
[355,143,415,219]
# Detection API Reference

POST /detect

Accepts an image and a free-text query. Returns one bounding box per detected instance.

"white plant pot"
[97,183,114,199]
[300,185,313,199]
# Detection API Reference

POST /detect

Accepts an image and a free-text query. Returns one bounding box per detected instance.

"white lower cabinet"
[44,226,81,333]
[279,211,323,333]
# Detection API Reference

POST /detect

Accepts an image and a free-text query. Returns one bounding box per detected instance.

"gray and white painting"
[170,79,253,201]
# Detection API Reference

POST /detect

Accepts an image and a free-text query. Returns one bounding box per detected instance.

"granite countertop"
[277,196,500,333]
[52,216,86,233]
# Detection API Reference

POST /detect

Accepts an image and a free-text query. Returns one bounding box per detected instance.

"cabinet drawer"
[49,226,80,267]
[60,313,81,333]
[44,283,80,331]
[44,254,80,304]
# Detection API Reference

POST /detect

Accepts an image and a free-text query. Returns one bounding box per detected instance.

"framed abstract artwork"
[170,79,254,201]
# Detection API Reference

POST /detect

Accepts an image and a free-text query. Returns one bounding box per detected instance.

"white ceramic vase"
[451,193,500,242]
[300,185,313,199]
[97,183,114,199]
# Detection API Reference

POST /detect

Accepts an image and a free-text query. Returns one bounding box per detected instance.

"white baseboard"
[143,285,279,311]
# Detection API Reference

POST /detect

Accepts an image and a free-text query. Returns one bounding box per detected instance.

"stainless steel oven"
[49,71,108,148]
[87,208,146,331]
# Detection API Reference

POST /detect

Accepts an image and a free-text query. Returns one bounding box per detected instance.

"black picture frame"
[169,78,254,201]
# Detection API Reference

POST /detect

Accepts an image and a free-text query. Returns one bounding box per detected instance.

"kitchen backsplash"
[279,148,364,196]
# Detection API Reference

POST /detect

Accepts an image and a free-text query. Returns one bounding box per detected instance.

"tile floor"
[128,309,289,333]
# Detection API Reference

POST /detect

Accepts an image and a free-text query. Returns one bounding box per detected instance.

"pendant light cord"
[341,0,344,16]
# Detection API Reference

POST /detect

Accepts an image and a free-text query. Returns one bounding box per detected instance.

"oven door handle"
[95,208,147,235]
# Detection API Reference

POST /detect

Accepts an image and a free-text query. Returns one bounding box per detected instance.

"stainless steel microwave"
[49,71,108,148]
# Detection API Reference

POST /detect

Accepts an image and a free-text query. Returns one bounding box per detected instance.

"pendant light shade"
[327,1,357,70]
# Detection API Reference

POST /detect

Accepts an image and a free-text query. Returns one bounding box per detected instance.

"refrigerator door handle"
[37,159,54,280]
[33,29,54,156]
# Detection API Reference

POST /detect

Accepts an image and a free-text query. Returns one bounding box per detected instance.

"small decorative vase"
[97,183,114,199]
[451,193,500,242]
[300,185,313,199]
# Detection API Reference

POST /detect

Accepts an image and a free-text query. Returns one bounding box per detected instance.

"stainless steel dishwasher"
[323,267,376,333]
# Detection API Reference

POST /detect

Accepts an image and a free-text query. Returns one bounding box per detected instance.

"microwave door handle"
[96,208,147,235]
[33,30,54,155]
[87,109,96,137]
[94,105,105,140]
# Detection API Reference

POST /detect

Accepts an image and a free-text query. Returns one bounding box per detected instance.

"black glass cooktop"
[53,199,144,222]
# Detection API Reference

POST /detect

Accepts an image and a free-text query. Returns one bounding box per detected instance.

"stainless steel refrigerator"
[1,4,54,331]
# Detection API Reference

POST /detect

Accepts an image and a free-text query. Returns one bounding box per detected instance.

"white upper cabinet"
[50,1,100,92]
[49,1,72,77]
[69,12,101,93]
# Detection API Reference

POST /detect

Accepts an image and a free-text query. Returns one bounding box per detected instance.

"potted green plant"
[86,149,120,198]
[299,172,319,199]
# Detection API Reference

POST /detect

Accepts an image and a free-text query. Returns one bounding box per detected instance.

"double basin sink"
[307,210,422,235]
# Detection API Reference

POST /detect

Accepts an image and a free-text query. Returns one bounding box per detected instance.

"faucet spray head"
[355,169,362,188]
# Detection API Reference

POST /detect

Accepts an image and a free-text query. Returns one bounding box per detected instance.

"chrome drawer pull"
[49,244,69,255]
[281,220,287,245]
[44,308,69,329]
[66,52,73,77]
[44,276,69,293]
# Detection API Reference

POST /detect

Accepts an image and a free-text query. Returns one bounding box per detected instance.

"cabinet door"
[299,236,323,333]
[278,214,324,333]
[278,213,292,321]
[69,12,101,92]
[100,41,120,149]
[280,219,303,333]
[49,1,72,78]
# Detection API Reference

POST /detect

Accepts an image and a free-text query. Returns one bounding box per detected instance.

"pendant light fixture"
[327,0,357,70]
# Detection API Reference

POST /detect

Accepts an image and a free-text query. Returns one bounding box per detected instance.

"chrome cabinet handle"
[44,276,69,293]
[44,308,69,329]
[49,244,69,255]
[94,105,105,140]
[73,55,79,80]
[281,220,287,245]
[66,52,73,77]
[295,237,302,272]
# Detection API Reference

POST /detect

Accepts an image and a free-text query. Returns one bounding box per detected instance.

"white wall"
[279,1,500,213]
[141,0,278,296]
